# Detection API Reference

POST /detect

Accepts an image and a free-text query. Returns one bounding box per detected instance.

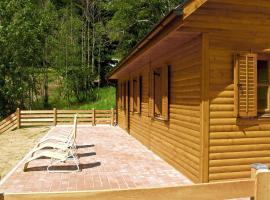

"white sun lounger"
[23,148,80,173]
[36,114,78,147]
[23,115,79,173]
[30,115,78,157]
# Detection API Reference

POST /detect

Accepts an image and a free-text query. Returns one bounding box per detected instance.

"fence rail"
[0,178,260,200]
[2,169,270,200]
[2,166,270,200]
[0,108,116,134]
[0,113,17,134]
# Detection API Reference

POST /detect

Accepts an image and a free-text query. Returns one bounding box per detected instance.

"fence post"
[254,170,270,200]
[92,108,95,126]
[16,108,20,129]
[53,108,57,126]
[111,108,114,126]
[251,163,269,200]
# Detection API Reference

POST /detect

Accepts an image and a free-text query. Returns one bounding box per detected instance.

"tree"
[106,0,181,59]
[0,0,55,115]
[0,0,182,118]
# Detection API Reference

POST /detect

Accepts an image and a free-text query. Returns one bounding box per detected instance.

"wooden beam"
[183,0,208,20]
[109,17,183,79]
[92,108,95,126]
[16,108,20,129]
[200,33,210,183]
[4,180,254,200]
[255,171,270,200]
[53,108,57,126]
[111,108,114,126]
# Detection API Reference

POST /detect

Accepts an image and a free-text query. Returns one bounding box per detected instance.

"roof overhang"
[107,0,208,80]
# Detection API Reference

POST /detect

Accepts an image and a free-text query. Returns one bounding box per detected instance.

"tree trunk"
[87,21,90,71]
[43,38,49,108]
[91,24,95,74]
[98,44,101,89]
[81,21,84,67]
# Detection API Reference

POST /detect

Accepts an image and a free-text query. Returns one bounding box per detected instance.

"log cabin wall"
[208,35,270,182]
[182,1,270,182]
[117,36,203,183]
[117,80,129,131]
[114,0,270,184]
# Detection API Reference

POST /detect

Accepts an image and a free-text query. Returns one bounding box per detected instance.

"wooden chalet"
[108,0,270,183]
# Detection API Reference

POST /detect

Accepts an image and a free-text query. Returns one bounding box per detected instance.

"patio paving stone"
[0,126,192,193]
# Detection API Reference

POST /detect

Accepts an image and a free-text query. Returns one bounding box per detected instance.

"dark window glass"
[154,68,162,116]
[133,79,137,112]
[258,86,268,110]
[258,60,268,83]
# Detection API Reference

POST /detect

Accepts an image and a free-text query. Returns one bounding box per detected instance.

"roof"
[107,0,208,79]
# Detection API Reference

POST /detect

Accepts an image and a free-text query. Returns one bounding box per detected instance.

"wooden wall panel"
[117,36,202,183]
[116,83,125,130]
[115,0,270,184]
[176,0,270,183]
[129,72,151,147]
[208,34,270,182]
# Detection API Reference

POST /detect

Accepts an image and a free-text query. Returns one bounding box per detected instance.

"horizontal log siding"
[117,88,126,131]
[178,0,270,182]
[209,34,270,182]
[117,37,202,183]
[130,74,151,147]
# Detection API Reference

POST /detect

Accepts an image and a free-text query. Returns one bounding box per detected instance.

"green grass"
[65,86,116,110]
[31,69,116,110]
[48,86,116,110]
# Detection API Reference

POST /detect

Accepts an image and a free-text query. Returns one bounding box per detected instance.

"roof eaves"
[107,1,190,79]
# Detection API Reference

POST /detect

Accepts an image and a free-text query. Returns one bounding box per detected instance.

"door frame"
[125,80,130,133]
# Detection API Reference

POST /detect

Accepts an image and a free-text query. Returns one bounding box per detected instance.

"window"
[118,82,122,109]
[234,53,270,117]
[154,68,162,116]
[133,79,138,112]
[257,60,269,112]
[149,65,169,120]
[131,76,141,113]
[121,81,126,110]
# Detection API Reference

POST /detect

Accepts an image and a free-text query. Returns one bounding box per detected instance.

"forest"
[0,0,181,118]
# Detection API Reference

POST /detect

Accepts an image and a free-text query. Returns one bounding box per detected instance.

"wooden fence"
[0,112,17,134]
[0,108,116,134]
[2,169,270,200]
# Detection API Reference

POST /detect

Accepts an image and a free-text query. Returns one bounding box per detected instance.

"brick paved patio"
[0,126,192,193]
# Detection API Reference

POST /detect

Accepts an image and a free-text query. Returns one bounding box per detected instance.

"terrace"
[0,109,266,200]
[0,125,191,193]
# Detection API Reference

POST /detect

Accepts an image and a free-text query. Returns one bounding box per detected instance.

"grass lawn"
[30,69,116,110]
[64,86,116,110]
[48,86,116,110]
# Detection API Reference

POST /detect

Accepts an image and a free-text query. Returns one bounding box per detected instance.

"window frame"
[121,81,126,111]
[150,65,169,121]
[133,78,138,113]
[257,54,270,114]
[154,68,162,117]
[131,75,142,114]
[118,81,122,110]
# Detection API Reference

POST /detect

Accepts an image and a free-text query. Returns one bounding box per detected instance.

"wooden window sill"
[258,113,270,119]
[133,111,141,115]
[152,116,168,122]
[236,114,270,125]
